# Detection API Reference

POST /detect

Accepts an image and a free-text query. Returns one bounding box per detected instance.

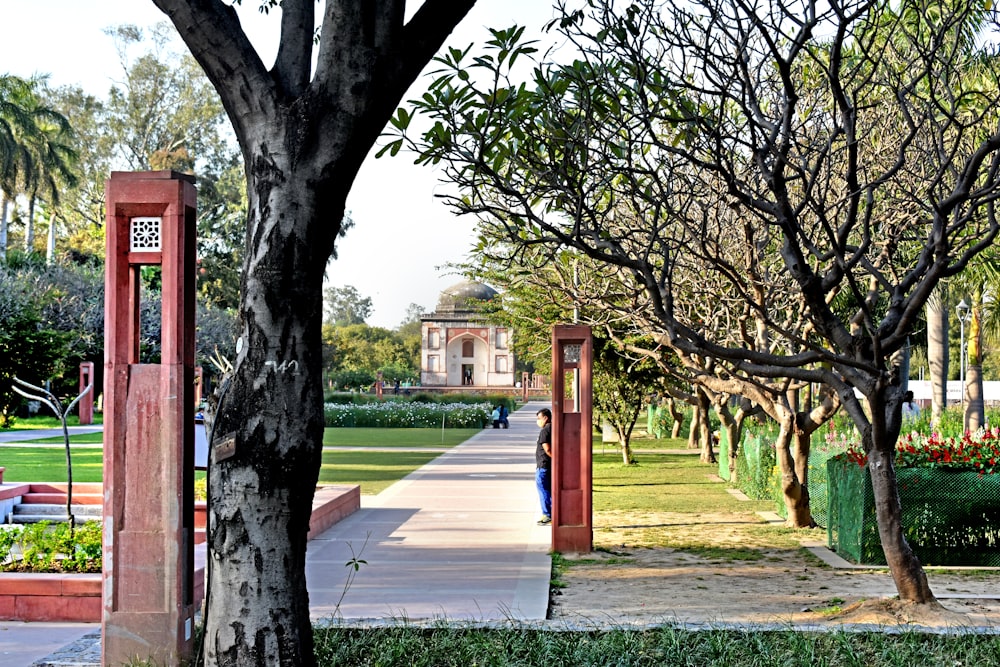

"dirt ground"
[549,511,1000,629]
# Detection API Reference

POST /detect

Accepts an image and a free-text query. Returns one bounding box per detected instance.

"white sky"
[0,0,555,328]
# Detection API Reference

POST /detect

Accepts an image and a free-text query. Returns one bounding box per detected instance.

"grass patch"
[592,451,770,514]
[611,434,690,450]
[1,430,462,491]
[0,414,103,430]
[312,626,1000,666]
[0,446,105,482]
[318,450,443,495]
[323,428,479,448]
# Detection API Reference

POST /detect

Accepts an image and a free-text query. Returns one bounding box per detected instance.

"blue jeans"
[535,467,552,518]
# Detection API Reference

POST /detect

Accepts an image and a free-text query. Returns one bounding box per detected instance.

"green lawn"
[592,449,765,514]
[323,428,480,448]
[0,414,103,430]
[319,450,442,495]
[1,427,475,492]
[0,446,105,483]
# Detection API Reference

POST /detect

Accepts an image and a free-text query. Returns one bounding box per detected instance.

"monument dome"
[435,280,498,315]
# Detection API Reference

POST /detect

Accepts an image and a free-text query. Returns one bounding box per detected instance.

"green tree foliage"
[322,322,418,386]
[0,260,68,426]
[593,333,662,465]
[323,284,373,326]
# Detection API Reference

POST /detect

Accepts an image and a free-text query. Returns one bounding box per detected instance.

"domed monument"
[420,280,515,387]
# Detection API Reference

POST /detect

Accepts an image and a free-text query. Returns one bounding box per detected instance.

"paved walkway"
[1,404,552,665]
[306,404,551,622]
[0,426,103,444]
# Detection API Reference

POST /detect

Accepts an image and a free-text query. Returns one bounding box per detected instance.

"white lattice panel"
[130,217,162,252]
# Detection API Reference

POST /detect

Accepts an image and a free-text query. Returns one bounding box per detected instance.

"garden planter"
[0,484,359,621]
[827,455,1000,566]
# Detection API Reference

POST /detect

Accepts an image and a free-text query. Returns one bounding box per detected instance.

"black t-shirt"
[535,423,552,469]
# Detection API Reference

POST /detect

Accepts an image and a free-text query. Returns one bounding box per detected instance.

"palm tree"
[952,252,1000,432]
[18,85,77,254]
[0,74,40,259]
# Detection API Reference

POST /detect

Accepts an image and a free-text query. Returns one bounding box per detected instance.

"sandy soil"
[549,511,1000,629]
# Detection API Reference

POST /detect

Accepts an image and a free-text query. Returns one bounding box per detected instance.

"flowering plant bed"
[843,428,1000,475]
[827,454,1000,566]
[323,401,491,428]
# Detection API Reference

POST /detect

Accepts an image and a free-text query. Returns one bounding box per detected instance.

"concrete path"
[0,426,103,444]
[306,404,552,622]
[2,404,552,665]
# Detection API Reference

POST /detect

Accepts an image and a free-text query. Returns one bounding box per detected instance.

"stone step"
[21,492,102,505]
[13,503,102,515]
[8,514,101,525]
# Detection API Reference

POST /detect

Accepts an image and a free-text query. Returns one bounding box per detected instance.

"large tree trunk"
[152,1,478,663]
[694,387,715,464]
[204,161,334,666]
[687,400,701,449]
[925,289,948,428]
[717,407,741,484]
[667,397,684,438]
[866,446,936,602]
[773,414,812,527]
[615,424,634,464]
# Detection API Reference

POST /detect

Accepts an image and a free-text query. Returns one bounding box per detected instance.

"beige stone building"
[420,281,515,388]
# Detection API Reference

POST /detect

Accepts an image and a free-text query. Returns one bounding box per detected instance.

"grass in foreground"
[0,414,103,430]
[312,626,1000,666]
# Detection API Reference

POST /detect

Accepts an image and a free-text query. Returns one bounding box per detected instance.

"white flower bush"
[323,401,492,428]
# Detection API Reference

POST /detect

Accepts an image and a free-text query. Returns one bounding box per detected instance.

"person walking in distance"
[535,408,553,525]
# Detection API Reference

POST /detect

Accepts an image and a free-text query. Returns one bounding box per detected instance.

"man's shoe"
[537,516,552,525]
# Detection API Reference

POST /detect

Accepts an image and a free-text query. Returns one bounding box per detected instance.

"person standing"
[535,408,553,525]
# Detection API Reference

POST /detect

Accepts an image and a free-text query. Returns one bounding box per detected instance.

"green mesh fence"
[735,431,778,501]
[718,429,730,481]
[827,455,1000,566]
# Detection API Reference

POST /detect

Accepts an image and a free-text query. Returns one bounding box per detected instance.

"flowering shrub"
[323,401,491,428]
[844,428,1000,475]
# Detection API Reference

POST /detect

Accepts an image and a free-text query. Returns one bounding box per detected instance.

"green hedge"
[323,401,492,428]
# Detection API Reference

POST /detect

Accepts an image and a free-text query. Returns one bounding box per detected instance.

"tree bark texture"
[866,447,935,602]
[695,388,715,464]
[149,1,478,664]
[667,398,683,438]
[773,417,812,528]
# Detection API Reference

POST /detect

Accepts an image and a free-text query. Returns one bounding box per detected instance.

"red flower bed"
[845,427,1000,475]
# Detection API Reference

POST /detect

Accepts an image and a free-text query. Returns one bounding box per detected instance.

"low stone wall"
[0,484,360,622]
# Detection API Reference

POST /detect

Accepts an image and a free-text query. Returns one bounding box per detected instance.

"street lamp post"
[957,299,971,409]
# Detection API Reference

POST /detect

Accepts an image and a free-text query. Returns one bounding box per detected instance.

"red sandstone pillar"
[103,171,196,665]
[78,362,94,425]
[550,325,593,553]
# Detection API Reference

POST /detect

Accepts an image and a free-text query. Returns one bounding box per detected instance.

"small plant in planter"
[0,520,102,573]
